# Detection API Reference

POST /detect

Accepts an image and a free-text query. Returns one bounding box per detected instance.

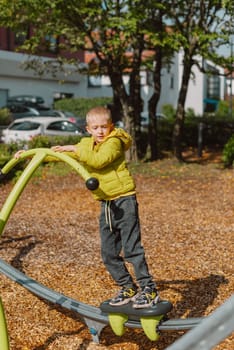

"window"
[10,121,40,131]
[53,92,73,102]
[170,75,174,89]
[207,75,220,99]
[206,64,220,100]
[14,29,29,46]
[45,35,59,53]
[47,121,77,132]
[8,105,30,113]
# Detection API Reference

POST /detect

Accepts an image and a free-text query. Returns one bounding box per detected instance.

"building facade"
[0,27,226,115]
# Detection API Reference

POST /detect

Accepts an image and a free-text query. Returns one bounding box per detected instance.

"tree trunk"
[122,102,138,162]
[148,46,162,160]
[173,57,192,161]
[108,68,139,162]
[107,44,144,162]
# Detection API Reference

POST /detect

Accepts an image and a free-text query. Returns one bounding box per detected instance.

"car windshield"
[9,121,41,131]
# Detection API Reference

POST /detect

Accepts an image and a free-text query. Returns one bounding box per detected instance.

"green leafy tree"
[0,0,160,160]
[163,0,234,160]
[0,0,233,161]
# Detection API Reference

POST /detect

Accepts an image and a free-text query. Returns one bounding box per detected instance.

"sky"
[223,47,230,57]
[217,42,233,57]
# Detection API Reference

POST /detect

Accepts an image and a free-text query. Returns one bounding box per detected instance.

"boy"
[16,106,160,308]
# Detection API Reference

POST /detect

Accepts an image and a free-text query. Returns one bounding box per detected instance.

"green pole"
[0,150,46,236]
[0,297,10,350]
[0,148,102,236]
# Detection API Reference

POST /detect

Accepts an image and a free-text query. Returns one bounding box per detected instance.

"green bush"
[222,135,234,167]
[161,104,176,119]
[158,119,174,150]
[54,97,113,119]
[0,108,12,126]
[215,100,230,118]
[185,108,197,118]
[0,143,21,167]
[28,134,84,148]
[201,116,234,146]
[0,143,26,182]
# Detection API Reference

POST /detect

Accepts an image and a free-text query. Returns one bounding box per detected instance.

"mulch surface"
[0,152,233,350]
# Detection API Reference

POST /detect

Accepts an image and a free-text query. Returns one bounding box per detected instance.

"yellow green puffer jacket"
[73,128,136,200]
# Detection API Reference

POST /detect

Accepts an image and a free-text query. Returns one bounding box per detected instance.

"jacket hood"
[107,127,132,151]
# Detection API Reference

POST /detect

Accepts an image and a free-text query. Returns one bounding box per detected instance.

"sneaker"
[132,286,160,309]
[109,286,138,306]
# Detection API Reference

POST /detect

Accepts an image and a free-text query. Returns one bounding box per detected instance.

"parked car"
[58,111,86,129]
[2,104,80,124]
[38,109,78,123]
[5,95,50,119]
[40,110,87,130]
[1,117,85,144]
[3,103,41,119]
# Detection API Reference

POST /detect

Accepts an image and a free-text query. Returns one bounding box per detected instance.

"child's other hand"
[14,150,25,159]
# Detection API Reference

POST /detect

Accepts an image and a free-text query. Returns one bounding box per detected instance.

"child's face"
[86,115,114,143]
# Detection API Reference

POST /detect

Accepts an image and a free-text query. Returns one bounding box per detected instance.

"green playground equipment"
[0,296,10,350]
[0,148,101,236]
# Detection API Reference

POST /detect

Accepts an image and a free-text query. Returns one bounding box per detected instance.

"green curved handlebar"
[1,148,92,180]
[0,148,101,236]
[0,148,102,348]
[0,297,9,350]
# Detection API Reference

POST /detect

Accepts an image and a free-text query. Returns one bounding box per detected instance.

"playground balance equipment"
[0,148,233,348]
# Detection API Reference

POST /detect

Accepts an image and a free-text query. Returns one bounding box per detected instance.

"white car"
[39,109,77,122]
[38,110,86,129]
[1,116,85,144]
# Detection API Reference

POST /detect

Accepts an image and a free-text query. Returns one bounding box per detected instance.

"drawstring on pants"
[105,200,113,232]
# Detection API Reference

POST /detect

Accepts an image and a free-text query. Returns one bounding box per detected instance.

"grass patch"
[129,158,222,178]
[41,162,75,177]
[2,148,224,185]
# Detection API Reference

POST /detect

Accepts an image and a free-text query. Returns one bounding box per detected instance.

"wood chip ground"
[0,154,233,349]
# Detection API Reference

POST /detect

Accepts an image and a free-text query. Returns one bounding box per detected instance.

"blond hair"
[86,106,112,124]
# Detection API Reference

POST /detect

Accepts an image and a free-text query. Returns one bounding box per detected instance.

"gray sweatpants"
[99,195,156,290]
